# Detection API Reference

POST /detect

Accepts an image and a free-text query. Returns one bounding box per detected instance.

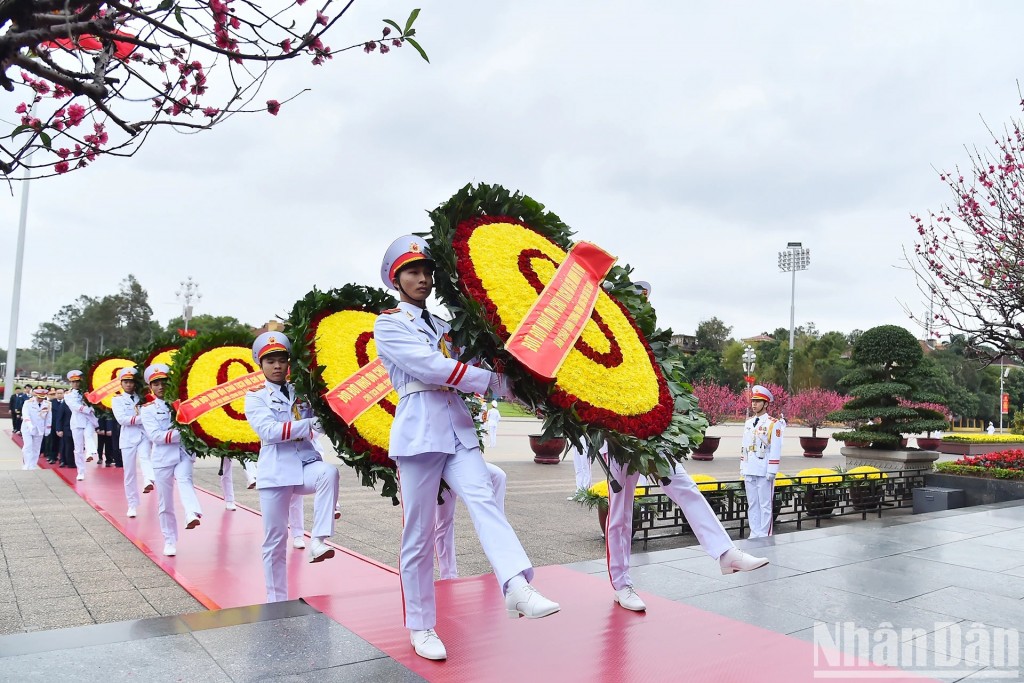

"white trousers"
[154,457,203,545]
[572,446,592,492]
[122,442,141,508]
[486,424,498,448]
[84,424,98,458]
[220,458,258,502]
[744,475,774,538]
[71,426,87,471]
[606,458,733,590]
[435,462,506,580]
[21,433,41,470]
[395,446,532,631]
[258,460,339,603]
[137,438,156,484]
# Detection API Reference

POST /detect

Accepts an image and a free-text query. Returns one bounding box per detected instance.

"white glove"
[488,372,515,400]
[310,418,324,434]
[767,473,776,482]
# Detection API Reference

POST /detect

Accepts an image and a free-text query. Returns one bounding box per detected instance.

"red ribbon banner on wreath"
[506,241,617,379]
[85,377,122,404]
[324,358,394,424]
[176,370,265,424]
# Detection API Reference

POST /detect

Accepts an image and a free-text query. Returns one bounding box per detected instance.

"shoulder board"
[381,308,402,314]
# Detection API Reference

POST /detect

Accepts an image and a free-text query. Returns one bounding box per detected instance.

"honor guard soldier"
[65,370,99,479]
[245,332,340,603]
[112,367,147,517]
[375,235,559,662]
[741,385,785,538]
[21,388,51,470]
[604,281,769,613]
[140,364,203,556]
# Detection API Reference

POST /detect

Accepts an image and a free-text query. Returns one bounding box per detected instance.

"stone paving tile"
[0,633,233,683]
[903,586,1024,631]
[191,614,385,682]
[906,538,1024,572]
[679,588,816,635]
[82,590,162,623]
[264,658,426,682]
[19,596,94,632]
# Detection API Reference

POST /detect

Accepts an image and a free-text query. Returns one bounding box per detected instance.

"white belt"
[397,380,452,398]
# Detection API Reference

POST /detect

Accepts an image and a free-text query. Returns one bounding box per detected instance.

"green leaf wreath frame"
[167,329,261,463]
[288,284,403,503]
[427,182,708,480]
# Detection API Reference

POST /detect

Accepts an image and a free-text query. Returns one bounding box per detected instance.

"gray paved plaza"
[2,420,1023,681]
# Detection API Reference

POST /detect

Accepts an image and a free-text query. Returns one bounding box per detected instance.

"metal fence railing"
[631,468,930,549]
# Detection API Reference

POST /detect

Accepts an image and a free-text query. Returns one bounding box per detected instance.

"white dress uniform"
[245,332,339,603]
[140,364,203,555]
[112,368,146,513]
[434,462,507,580]
[65,371,97,471]
[20,391,51,470]
[221,457,305,540]
[740,385,785,538]
[485,401,501,448]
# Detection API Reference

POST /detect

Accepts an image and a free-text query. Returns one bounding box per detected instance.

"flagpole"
[3,137,34,402]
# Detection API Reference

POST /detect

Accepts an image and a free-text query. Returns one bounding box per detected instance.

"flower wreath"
[83,350,139,411]
[140,336,181,369]
[167,330,262,462]
[289,284,403,502]
[428,183,707,478]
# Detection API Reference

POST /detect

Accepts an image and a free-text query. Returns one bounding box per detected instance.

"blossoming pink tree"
[691,381,741,427]
[908,97,1024,357]
[789,388,847,438]
[0,2,428,179]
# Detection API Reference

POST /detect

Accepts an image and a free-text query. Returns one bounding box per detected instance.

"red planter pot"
[799,436,829,458]
[692,435,720,461]
[529,434,566,464]
[916,437,942,450]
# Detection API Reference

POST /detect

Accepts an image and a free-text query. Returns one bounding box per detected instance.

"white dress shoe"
[76,473,85,481]
[613,585,647,612]
[308,538,335,563]
[163,544,176,556]
[719,548,769,574]
[126,507,137,518]
[293,536,306,549]
[225,502,237,511]
[185,513,201,530]
[410,629,447,660]
[143,481,154,493]
[505,584,560,619]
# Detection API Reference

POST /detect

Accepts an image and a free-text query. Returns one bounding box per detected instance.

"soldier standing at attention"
[245,332,340,603]
[374,235,559,662]
[741,385,785,538]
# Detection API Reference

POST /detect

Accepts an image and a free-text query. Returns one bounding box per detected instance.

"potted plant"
[571,480,646,536]
[795,467,843,518]
[841,465,888,511]
[691,381,741,461]
[528,433,567,464]
[789,388,847,458]
[828,325,948,453]
[899,400,950,450]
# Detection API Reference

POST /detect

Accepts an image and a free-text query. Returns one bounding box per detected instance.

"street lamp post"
[778,242,811,394]
[175,276,202,333]
[742,344,757,419]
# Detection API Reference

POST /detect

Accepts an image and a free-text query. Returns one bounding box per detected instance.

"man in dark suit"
[50,389,73,466]
[10,386,27,434]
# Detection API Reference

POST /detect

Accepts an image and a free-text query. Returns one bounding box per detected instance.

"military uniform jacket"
[22,399,52,437]
[244,382,322,489]
[740,413,784,477]
[112,392,145,448]
[141,399,192,469]
[64,388,94,429]
[373,302,491,457]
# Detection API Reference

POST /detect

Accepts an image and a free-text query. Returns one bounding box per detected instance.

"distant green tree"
[164,314,252,337]
[694,317,732,354]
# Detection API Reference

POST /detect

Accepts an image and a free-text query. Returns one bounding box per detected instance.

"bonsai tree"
[789,388,847,438]
[898,399,951,437]
[692,381,741,429]
[828,325,948,447]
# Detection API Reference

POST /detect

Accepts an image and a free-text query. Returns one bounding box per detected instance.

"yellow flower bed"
[773,473,793,487]
[942,434,1024,444]
[467,222,662,418]
[689,473,721,492]
[845,465,888,480]
[796,467,843,484]
[587,480,647,498]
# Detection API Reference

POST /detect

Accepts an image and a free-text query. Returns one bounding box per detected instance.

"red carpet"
[7,431,934,682]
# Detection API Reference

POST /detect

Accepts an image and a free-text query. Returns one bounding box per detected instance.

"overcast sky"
[3,0,1022,350]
